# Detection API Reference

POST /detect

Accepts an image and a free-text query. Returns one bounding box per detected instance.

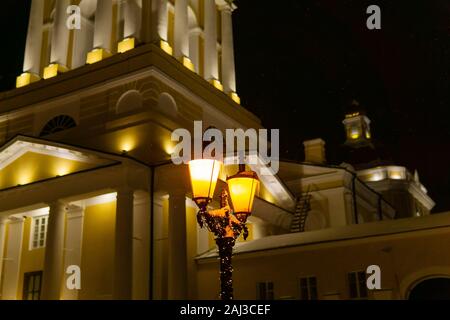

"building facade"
[0,0,448,300]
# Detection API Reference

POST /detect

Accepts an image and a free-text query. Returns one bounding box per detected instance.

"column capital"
[66,205,85,219]
[189,27,203,36]
[7,216,25,224]
[116,186,135,197]
[169,189,187,198]
[48,199,68,207]
[218,3,234,12]
[47,200,68,213]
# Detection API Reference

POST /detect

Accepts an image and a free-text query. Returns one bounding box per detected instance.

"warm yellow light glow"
[160,40,173,56]
[210,79,224,92]
[227,171,259,219]
[16,72,40,88]
[368,173,384,182]
[230,92,241,104]
[163,140,176,156]
[43,64,68,80]
[390,173,402,180]
[188,159,222,207]
[182,56,195,72]
[351,131,360,139]
[119,135,137,153]
[86,48,112,65]
[43,64,58,79]
[55,163,73,177]
[117,37,135,54]
[388,170,404,180]
[366,131,371,139]
[16,170,34,186]
[346,112,360,119]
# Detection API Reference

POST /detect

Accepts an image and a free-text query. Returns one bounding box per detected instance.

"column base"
[230,92,241,105]
[118,37,136,54]
[16,72,41,88]
[209,79,224,92]
[181,56,195,72]
[43,64,69,80]
[160,40,173,56]
[86,48,112,65]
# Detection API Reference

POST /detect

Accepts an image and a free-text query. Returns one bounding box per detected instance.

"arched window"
[409,278,450,300]
[40,115,77,137]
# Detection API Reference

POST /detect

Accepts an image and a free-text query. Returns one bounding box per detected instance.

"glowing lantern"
[188,159,222,210]
[227,165,259,223]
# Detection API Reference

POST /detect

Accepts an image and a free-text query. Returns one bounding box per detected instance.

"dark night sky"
[0,1,449,212]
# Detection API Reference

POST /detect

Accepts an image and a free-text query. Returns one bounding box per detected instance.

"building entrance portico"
[0,135,151,300]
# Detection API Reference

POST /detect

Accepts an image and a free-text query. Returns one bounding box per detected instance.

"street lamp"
[188,160,259,300]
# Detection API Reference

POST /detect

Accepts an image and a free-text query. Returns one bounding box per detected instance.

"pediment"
[0,136,119,190]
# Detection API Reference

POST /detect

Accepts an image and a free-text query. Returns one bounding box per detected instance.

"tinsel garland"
[216,237,235,300]
[196,190,249,300]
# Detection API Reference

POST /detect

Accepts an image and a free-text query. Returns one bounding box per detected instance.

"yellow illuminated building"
[0,0,447,302]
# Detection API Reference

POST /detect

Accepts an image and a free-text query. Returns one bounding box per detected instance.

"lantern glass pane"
[228,176,259,214]
[188,159,221,201]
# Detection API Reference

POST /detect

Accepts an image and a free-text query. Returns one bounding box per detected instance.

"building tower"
[340,100,435,219]
[16,0,241,104]
[343,100,372,145]
[0,0,266,301]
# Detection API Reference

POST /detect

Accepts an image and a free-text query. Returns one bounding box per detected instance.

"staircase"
[290,190,312,233]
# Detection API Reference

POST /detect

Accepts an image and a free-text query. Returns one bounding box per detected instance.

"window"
[23,271,43,300]
[30,215,48,250]
[257,282,274,300]
[348,271,368,299]
[299,276,318,300]
[40,115,76,137]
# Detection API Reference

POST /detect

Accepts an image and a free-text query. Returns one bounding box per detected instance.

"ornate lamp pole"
[189,160,259,300]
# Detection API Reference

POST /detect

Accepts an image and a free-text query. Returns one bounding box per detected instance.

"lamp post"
[189,161,259,300]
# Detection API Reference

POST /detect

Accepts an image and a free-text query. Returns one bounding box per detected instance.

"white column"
[189,28,202,74]
[93,0,113,52]
[141,0,153,43]
[168,191,187,299]
[220,5,237,94]
[141,0,168,44]
[152,196,167,299]
[156,0,169,42]
[42,201,67,300]
[132,193,150,300]
[204,0,219,81]
[50,0,71,67]
[60,206,84,300]
[23,0,44,76]
[1,218,24,300]
[123,0,142,40]
[72,16,94,68]
[174,0,189,59]
[113,188,134,300]
[0,217,9,296]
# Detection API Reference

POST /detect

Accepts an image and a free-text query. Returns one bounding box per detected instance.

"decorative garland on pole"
[196,190,249,300]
